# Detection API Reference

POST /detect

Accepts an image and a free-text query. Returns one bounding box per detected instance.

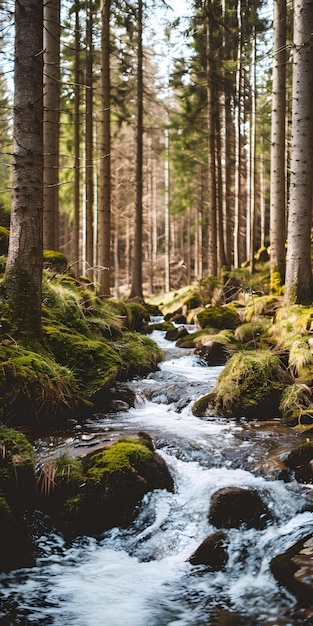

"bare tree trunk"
[130,0,144,300]
[205,0,217,277]
[270,0,286,292]
[164,127,170,293]
[98,0,111,296]
[85,0,94,280]
[5,0,43,338]
[285,0,313,304]
[43,0,60,251]
[233,0,242,268]
[73,0,81,279]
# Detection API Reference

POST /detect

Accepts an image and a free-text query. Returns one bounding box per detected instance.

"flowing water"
[1,329,313,626]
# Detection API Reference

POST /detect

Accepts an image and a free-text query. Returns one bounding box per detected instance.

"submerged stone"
[189,530,228,569]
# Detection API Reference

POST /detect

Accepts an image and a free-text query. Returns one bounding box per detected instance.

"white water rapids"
[1,330,313,625]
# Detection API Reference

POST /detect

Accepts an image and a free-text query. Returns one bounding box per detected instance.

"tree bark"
[5,0,43,338]
[285,0,313,304]
[129,0,144,300]
[270,0,286,292]
[98,0,111,296]
[205,0,217,277]
[43,0,60,251]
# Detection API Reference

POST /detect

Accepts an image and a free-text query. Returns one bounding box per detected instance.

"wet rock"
[208,486,272,529]
[165,326,189,342]
[194,340,230,366]
[189,530,228,569]
[58,438,174,538]
[282,442,313,484]
[271,534,313,605]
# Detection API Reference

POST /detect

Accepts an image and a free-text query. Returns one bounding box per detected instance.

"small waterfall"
[1,330,312,626]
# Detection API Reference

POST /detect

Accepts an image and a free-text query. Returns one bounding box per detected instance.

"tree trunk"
[205,0,217,277]
[5,0,43,338]
[129,0,144,300]
[98,0,111,296]
[270,0,286,292]
[284,0,313,304]
[43,0,60,251]
[85,0,94,280]
[72,0,81,279]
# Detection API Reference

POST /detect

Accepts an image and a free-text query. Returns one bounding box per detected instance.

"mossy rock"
[0,345,81,428]
[192,392,217,418]
[0,254,7,275]
[196,305,241,331]
[288,340,313,379]
[145,321,175,334]
[43,249,68,272]
[113,332,164,380]
[43,322,122,400]
[234,319,271,345]
[60,438,174,537]
[279,383,312,425]
[244,295,282,322]
[214,350,292,419]
[111,300,150,332]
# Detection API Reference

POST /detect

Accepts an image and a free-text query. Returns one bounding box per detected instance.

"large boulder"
[189,530,228,569]
[271,534,313,605]
[214,350,292,419]
[208,487,272,529]
[46,437,174,538]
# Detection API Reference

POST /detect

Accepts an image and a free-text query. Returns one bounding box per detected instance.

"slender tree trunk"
[205,0,217,276]
[130,0,144,300]
[164,127,170,293]
[98,0,111,296]
[285,0,313,304]
[270,0,286,292]
[5,0,43,338]
[43,0,60,251]
[233,0,242,268]
[73,1,81,278]
[85,0,94,280]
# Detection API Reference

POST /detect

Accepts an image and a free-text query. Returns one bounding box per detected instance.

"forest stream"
[1,326,313,626]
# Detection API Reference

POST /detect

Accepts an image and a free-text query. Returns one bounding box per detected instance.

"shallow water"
[1,330,313,626]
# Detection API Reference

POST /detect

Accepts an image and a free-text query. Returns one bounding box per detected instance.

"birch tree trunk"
[5,0,43,338]
[284,0,313,304]
[270,0,286,292]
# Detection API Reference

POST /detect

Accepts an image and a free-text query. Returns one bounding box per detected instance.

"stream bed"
[1,330,313,625]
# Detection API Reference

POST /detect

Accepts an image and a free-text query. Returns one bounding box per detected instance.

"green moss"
[43,249,68,271]
[43,322,122,397]
[244,295,282,322]
[0,345,79,426]
[177,329,236,349]
[234,319,271,345]
[114,331,163,378]
[192,392,216,417]
[214,350,291,418]
[60,439,173,536]
[279,383,312,425]
[196,305,241,331]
